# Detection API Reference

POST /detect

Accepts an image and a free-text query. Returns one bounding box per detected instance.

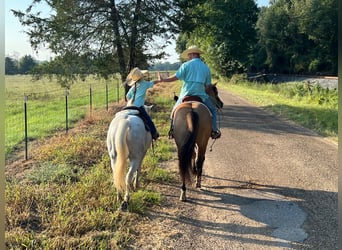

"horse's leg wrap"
[180,183,187,201]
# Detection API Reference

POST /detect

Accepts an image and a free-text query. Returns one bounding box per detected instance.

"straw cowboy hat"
[181,45,204,59]
[125,67,147,86]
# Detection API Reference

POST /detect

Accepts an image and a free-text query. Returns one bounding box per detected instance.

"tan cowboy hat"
[141,70,149,77]
[125,67,144,86]
[181,45,204,59]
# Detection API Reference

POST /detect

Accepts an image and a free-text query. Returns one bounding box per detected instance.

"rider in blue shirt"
[159,45,221,139]
[125,67,162,140]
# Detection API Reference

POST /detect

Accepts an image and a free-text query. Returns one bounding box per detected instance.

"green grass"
[5,75,124,157]
[221,79,338,141]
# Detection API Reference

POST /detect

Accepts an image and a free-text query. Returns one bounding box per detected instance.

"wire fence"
[5,76,124,162]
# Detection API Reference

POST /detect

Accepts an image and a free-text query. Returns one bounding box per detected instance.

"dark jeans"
[138,106,157,135]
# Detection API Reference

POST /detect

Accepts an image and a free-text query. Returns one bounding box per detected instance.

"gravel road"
[130,89,338,250]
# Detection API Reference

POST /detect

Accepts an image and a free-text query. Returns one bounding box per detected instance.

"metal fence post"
[65,88,69,133]
[116,78,120,102]
[89,84,93,116]
[24,94,28,160]
[105,80,109,111]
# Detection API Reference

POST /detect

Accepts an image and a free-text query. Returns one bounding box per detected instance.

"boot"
[152,131,160,140]
[211,129,221,139]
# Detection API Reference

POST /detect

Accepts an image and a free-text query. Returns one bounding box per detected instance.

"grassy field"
[5,74,337,248]
[5,75,124,157]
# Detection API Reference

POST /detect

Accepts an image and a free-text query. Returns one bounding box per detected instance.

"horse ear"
[213,82,217,86]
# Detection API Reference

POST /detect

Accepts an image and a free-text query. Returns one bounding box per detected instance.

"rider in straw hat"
[158,45,221,139]
[124,67,162,140]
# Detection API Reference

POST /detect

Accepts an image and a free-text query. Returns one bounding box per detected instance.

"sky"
[5,0,270,63]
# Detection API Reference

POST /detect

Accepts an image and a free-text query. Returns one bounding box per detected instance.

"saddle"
[121,106,151,132]
[182,96,202,103]
[169,96,209,139]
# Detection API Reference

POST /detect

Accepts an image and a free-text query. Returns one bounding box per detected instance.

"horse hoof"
[120,201,129,211]
[179,193,187,202]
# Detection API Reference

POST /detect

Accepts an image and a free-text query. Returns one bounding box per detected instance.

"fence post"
[65,88,69,133]
[89,84,93,116]
[24,94,28,160]
[116,78,120,102]
[106,79,109,111]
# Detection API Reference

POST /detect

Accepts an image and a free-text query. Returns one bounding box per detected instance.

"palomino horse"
[172,83,223,201]
[107,108,152,211]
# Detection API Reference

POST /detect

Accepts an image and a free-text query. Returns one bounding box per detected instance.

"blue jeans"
[173,97,218,131]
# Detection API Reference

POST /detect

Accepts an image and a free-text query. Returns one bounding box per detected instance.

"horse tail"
[114,119,129,195]
[179,111,199,184]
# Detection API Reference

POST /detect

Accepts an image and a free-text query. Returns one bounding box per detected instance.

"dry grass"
[5,82,178,249]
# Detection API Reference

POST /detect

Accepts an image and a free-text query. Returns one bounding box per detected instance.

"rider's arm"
[159,74,179,83]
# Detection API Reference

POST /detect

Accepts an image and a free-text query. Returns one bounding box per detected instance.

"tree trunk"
[109,0,127,82]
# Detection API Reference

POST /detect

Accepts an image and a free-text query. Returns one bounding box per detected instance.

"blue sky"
[5,0,270,62]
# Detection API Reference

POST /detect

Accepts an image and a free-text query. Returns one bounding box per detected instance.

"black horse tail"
[178,110,199,184]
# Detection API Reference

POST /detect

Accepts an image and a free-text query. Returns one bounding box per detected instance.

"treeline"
[253,0,337,75]
[9,0,337,80]
[177,0,337,77]
[4,54,181,75]
[5,55,38,75]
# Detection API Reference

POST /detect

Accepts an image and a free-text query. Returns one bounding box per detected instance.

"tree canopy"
[11,0,337,81]
[12,0,180,84]
[175,0,259,77]
[255,0,337,75]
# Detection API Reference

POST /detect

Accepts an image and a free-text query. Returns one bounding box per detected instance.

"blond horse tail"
[114,119,129,195]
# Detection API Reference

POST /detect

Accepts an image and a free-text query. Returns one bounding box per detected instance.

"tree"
[18,55,38,74]
[12,0,180,85]
[256,0,337,75]
[5,57,18,75]
[176,0,259,77]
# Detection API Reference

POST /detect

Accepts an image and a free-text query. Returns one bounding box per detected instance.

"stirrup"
[211,130,221,139]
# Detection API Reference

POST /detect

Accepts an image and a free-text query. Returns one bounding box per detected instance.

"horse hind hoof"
[120,201,129,211]
[179,193,187,202]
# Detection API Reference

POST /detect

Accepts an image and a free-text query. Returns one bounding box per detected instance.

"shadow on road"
[218,104,320,137]
[155,176,337,249]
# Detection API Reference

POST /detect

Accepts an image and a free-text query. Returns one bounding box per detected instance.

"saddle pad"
[115,109,140,118]
[170,102,212,119]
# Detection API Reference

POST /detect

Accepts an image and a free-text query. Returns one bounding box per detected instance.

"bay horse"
[107,108,152,211]
[172,83,223,201]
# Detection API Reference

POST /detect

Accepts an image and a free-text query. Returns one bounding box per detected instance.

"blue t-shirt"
[126,80,154,107]
[175,58,212,101]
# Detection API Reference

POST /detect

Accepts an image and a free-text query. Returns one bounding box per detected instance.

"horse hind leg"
[195,156,205,188]
[121,160,141,211]
[180,182,187,201]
